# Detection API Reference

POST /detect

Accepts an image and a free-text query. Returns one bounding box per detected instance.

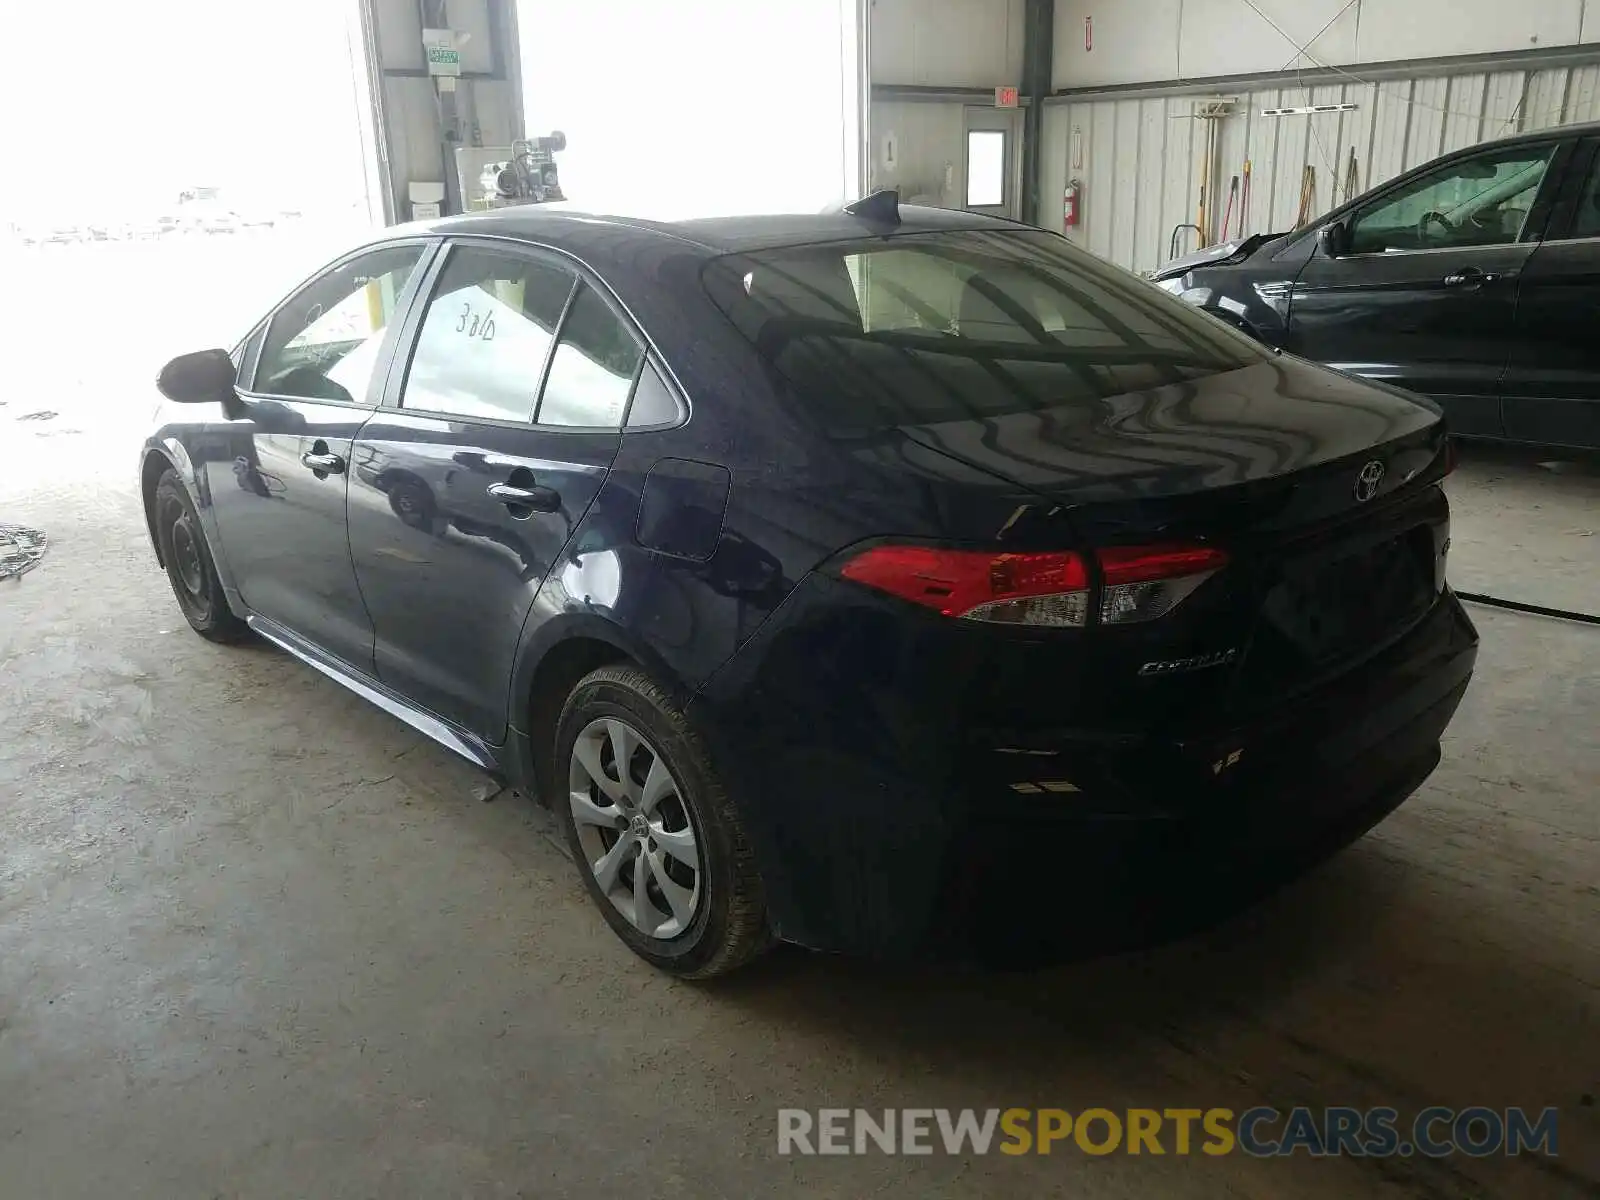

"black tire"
[554,664,771,977]
[153,468,250,643]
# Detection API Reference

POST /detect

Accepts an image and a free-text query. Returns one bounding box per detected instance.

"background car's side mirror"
[157,349,237,404]
[1318,221,1351,259]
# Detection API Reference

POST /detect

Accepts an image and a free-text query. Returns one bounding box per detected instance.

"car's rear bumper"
[690,584,1477,963]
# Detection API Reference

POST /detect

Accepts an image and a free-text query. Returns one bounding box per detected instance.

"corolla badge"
[1354,459,1386,503]
[1138,647,1238,677]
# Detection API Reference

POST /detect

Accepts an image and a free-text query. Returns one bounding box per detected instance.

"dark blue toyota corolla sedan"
[140,198,1477,975]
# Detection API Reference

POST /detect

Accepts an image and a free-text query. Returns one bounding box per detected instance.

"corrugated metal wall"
[1043,62,1600,274]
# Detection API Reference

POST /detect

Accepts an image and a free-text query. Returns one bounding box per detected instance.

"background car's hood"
[1152,231,1289,280]
[892,354,1441,510]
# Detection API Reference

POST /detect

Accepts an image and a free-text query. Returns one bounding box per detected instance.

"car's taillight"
[1097,544,1228,625]
[837,543,1226,627]
[838,546,1091,626]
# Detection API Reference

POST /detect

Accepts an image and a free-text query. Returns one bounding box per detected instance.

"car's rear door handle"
[1443,268,1503,287]
[487,481,561,513]
[300,450,345,473]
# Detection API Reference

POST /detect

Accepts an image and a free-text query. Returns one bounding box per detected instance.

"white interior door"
[963,107,1021,219]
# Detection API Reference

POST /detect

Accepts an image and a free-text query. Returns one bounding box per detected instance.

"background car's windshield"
[703,230,1266,436]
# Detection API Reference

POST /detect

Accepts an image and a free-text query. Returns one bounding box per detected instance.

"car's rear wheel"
[154,469,250,643]
[555,664,770,977]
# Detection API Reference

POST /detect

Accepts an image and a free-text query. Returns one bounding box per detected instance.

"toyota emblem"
[1354,459,1385,502]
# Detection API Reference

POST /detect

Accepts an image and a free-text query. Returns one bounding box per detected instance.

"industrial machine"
[458,132,568,210]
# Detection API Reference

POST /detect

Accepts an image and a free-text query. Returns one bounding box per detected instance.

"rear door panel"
[348,415,618,738]
[349,238,637,742]
[1500,138,1600,450]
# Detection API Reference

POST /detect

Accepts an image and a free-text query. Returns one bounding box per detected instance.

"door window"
[1564,150,1600,239]
[966,130,1006,208]
[1348,145,1556,254]
[536,283,644,428]
[255,244,425,403]
[401,247,576,421]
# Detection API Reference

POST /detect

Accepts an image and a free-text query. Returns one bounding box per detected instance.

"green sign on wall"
[426,43,461,77]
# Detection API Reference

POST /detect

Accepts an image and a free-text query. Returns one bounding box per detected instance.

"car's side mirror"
[1318,221,1351,258]
[157,349,237,404]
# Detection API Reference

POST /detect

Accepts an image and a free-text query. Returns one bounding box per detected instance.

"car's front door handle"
[487,481,561,513]
[1443,268,1503,287]
[300,450,345,474]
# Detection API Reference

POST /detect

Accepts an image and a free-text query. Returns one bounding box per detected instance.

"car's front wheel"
[555,664,770,977]
[154,468,250,643]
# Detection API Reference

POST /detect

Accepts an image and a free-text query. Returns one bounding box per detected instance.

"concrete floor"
[2,273,1598,1195]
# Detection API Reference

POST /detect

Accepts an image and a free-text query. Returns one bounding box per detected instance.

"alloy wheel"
[568,717,702,939]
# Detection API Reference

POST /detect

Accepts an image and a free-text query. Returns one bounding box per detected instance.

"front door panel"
[206,242,431,671]
[1287,244,1532,438]
[1287,137,1571,440]
[208,398,375,669]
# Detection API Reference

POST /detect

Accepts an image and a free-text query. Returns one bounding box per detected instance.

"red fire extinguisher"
[1063,179,1082,230]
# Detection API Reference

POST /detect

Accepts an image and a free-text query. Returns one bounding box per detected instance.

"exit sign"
[995,86,1019,108]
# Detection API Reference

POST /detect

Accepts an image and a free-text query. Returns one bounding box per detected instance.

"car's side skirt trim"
[247,615,499,770]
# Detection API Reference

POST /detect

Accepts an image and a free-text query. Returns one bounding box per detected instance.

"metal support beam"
[357,0,526,224]
[849,0,871,201]
[419,0,463,216]
[352,0,396,224]
[499,0,527,145]
[1046,41,1600,106]
[1019,0,1054,226]
[870,84,1033,104]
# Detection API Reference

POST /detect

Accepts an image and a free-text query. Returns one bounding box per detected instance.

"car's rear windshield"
[702,229,1267,436]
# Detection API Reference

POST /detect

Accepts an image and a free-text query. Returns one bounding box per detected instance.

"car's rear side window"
[401,246,576,422]
[535,283,644,428]
[702,230,1266,436]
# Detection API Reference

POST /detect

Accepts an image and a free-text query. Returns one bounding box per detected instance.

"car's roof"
[408,202,1028,255]
[1469,118,1600,150]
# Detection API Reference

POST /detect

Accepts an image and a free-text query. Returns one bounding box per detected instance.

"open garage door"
[516,0,867,218]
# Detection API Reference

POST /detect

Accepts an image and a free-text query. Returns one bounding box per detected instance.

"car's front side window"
[1348,145,1557,254]
[254,244,426,403]
[401,246,576,422]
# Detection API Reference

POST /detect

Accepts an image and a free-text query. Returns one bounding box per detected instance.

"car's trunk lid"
[890,356,1450,729]
[893,356,1442,538]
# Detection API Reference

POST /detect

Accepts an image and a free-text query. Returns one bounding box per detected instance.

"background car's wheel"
[555,664,770,977]
[154,468,250,643]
